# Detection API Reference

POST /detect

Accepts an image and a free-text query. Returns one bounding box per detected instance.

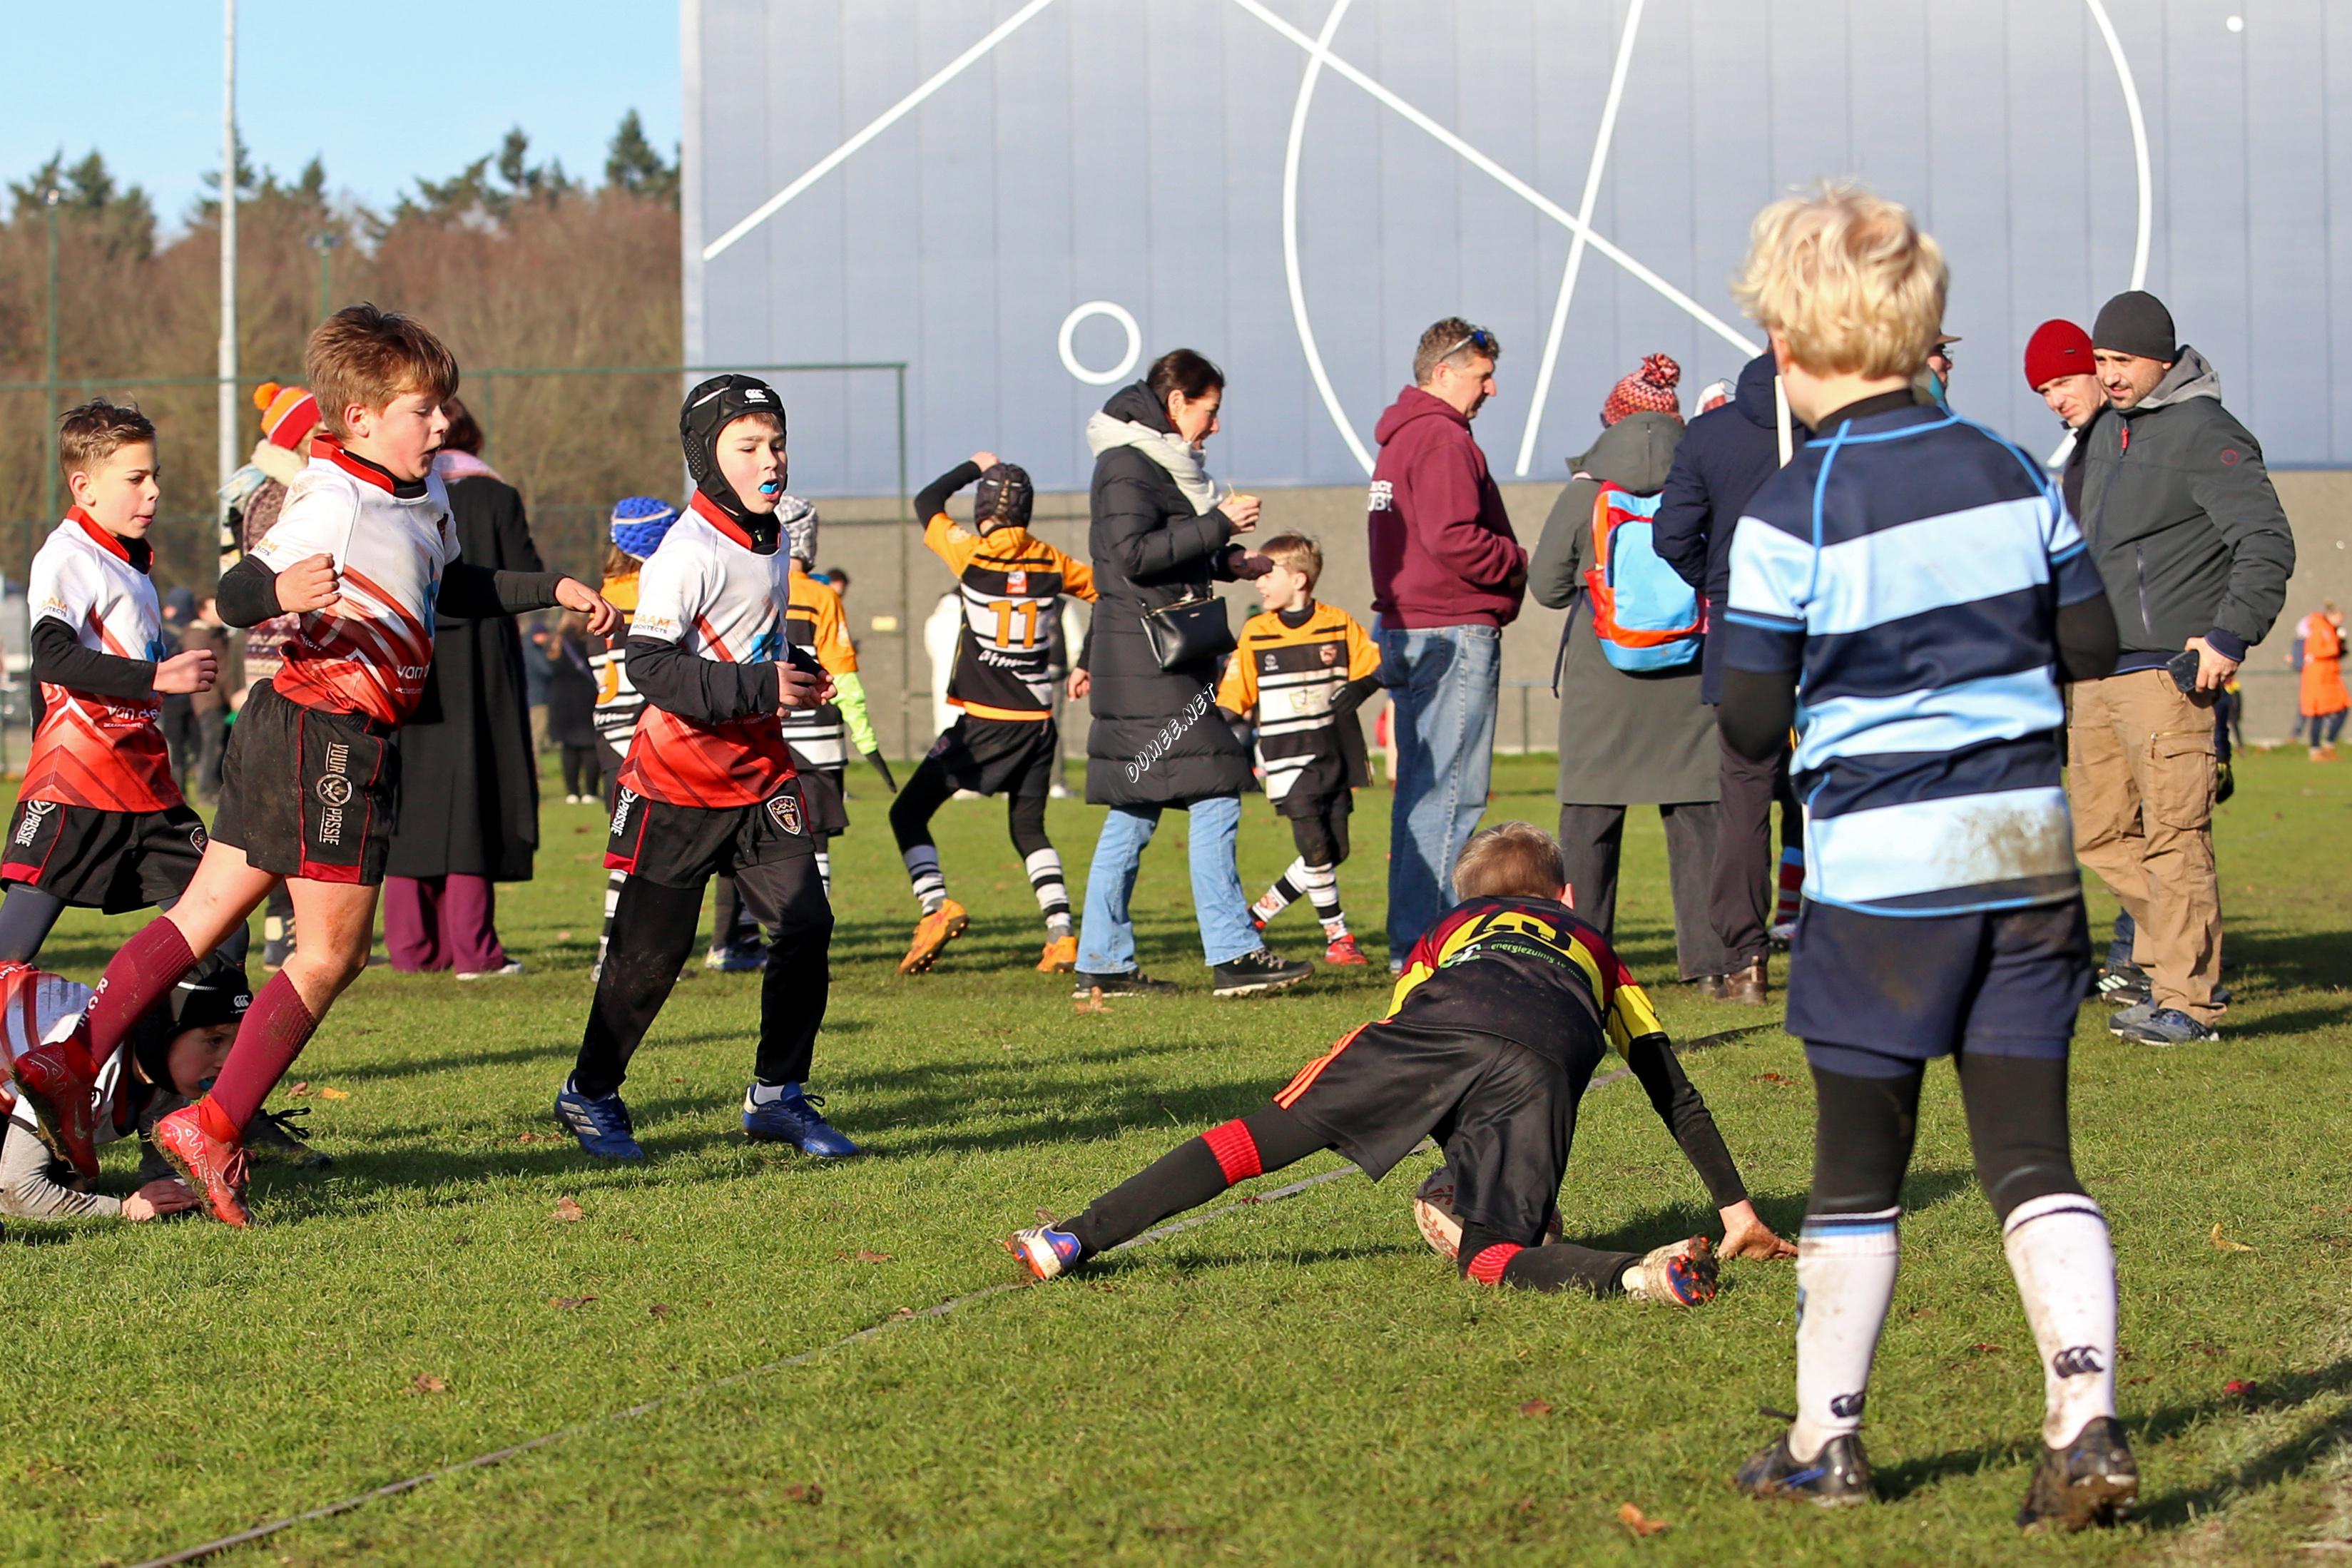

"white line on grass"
[129,1024,1775,1567]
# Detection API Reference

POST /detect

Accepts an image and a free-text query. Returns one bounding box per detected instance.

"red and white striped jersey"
[0,962,129,1148]
[618,494,798,807]
[248,435,458,728]
[21,510,177,812]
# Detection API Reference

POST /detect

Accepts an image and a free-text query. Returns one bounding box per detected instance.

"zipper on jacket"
[2134,544,2152,638]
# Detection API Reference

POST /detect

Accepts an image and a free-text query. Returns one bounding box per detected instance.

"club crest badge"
[768,793,804,835]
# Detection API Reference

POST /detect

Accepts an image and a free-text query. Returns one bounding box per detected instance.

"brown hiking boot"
[1712,957,1769,1005]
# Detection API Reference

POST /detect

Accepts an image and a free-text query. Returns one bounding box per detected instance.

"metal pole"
[41,190,61,529]
[895,363,911,759]
[217,0,238,489]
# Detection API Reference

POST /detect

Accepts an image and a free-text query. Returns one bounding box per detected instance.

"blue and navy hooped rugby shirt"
[1722,398,2109,916]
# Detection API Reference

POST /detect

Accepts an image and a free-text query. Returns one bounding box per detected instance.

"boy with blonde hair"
[1215,532,1381,964]
[76,305,614,1226]
[1719,185,2130,1529]
[1009,821,1789,1300]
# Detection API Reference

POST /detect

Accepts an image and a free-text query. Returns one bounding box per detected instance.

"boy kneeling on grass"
[0,962,319,1224]
[1010,821,1793,1300]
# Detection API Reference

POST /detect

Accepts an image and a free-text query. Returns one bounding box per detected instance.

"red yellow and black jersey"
[1385,895,1663,1055]
[1216,601,1380,808]
[923,515,1096,721]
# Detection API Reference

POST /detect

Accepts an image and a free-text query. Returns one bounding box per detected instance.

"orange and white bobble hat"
[254,382,322,449]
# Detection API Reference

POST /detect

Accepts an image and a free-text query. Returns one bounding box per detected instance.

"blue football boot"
[554,1079,645,1160]
[1007,1223,1085,1280]
[1736,1430,1874,1507]
[742,1086,860,1156]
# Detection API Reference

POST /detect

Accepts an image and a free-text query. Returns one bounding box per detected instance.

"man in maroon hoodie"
[1369,317,1529,968]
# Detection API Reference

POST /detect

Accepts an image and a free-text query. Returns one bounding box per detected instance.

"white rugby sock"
[1789,1208,1900,1460]
[1253,859,1308,924]
[902,846,947,912]
[598,871,626,967]
[1300,860,1343,934]
[1024,847,1069,930]
[2002,1193,2119,1447]
[814,849,833,900]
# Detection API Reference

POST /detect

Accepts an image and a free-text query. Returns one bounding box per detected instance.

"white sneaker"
[454,960,525,981]
[566,794,583,805]
[1619,1236,1718,1306]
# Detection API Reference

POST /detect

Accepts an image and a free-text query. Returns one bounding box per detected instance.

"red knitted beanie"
[2022,320,2094,392]
[1602,353,1681,426]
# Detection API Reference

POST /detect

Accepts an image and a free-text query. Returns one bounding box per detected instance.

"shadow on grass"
[2220,925,2352,995]
[1870,1355,2352,1521]
[2230,1002,2352,1040]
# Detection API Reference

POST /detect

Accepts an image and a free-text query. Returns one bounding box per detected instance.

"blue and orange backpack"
[1577,481,1703,672]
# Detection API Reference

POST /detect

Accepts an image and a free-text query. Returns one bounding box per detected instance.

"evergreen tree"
[606,110,678,204]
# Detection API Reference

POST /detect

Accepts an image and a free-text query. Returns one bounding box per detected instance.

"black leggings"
[1064,1101,1636,1295]
[1288,799,1350,867]
[573,854,832,1096]
[561,744,602,799]
[889,757,1054,860]
[1806,1051,2082,1224]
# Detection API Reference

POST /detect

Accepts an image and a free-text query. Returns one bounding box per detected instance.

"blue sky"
[6,1,679,225]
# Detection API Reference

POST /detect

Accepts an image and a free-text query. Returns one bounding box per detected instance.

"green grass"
[2,750,2348,1566]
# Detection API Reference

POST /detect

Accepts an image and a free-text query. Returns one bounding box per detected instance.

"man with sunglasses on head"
[1367,319,1528,972]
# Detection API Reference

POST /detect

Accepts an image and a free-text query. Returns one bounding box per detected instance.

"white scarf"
[1083,411,1230,516]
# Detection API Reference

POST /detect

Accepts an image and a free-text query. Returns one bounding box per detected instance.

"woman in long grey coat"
[1527,370,1732,989]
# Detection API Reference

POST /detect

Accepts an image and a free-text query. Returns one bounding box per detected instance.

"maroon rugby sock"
[208,972,320,1131]
[85,919,198,1059]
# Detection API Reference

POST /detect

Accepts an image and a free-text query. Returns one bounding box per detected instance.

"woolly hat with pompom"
[1602,353,1681,427]
[253,382,320,450]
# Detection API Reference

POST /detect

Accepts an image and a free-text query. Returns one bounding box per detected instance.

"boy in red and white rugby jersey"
[80,306,614,1226]
[0,402,232,967]
[556,375,852,1161]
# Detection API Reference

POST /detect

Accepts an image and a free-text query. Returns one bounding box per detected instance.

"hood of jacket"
[1373,384,1471,446]
[1099,379,1173,432]
[1730,351,1781,429]
[2128,344,2222,414]
[1571,411,1684,494]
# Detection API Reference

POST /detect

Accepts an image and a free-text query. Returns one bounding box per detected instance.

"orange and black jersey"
[1215,601,1380,808]
[917,460,1096,720]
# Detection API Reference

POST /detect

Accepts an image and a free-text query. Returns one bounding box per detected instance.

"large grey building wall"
[684,0,2352,499]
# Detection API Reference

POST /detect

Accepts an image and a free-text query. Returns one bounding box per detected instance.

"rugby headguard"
[973,462,1034,536]
[777,494,820,565]
[130,968,253,1091]
[609,495,678,561]
[679,374,785,543]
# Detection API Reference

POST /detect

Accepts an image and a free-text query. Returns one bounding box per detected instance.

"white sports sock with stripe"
[814,849,833,900]
[1788,1208,1900,1461]
[902,846,947,913]
[1024,847,1069,932]
[1299,860,1343,934]
[2002,1193,2119,1447]
[1253,858,1309,924]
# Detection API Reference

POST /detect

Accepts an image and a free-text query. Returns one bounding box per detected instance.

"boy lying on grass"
[1011,821,1793,1299]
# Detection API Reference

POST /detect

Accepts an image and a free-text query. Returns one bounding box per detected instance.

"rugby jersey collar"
[315,432,429,499]
[1276,603,1318,629]
[688,489,778,554]
[65,506,152,573]
[1813,391,1928,433]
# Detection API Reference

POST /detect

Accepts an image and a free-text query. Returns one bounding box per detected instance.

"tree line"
[0,112,683,589]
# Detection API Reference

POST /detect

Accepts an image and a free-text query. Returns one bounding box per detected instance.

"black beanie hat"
[679,375,786,546]
[2092,290,2177,363]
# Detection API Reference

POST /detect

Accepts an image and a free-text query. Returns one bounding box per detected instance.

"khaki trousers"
[2066,670,2222,1022]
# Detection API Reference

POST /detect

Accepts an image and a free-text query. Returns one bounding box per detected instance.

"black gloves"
[866,751,898,793]
[1328,676,1381,720]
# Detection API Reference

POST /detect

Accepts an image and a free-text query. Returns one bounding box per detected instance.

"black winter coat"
[1081,381,1253,808]
[385,474,544,881]
[1653,352,1804,703]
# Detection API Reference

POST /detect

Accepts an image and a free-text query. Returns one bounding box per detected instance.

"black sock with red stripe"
[1457,1221,1640,1295]
[1064,1101,1327,1258]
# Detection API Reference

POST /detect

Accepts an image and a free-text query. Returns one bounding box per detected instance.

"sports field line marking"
[128,1021,1777,1567]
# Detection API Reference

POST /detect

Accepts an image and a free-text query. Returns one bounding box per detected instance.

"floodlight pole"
[41,189,61,529]
[218,0,238,489]
[310,231,342,320]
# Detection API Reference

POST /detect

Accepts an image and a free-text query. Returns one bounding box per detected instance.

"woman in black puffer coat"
[1072,351,1310,997]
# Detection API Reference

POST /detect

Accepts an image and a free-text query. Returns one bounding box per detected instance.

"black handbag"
[1140,592,1235,671]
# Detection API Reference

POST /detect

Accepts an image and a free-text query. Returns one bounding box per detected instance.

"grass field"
[3,748,2347,1567]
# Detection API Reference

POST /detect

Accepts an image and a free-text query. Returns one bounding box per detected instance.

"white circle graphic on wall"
[1058,300,1143,387]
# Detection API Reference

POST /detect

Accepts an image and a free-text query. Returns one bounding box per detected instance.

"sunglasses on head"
[1440,327,1498,363]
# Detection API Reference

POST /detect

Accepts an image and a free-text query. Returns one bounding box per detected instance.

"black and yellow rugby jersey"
[1215,600,1380,805]
[923,514,1097,720]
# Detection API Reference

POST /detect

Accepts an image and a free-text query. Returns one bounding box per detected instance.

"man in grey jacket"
[2073,291,2296,1045]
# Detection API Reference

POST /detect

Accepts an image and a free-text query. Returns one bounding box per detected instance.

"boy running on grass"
[1215,532,1382,967]
[557,376,855,1162]
[892,453,1097,977]
[74,305,614,1228]
[1010,821,1791,1299]
[1716,184,2132,1530]
[0,402,240,974]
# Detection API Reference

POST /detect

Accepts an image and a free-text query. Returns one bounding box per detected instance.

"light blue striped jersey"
[1721,399,2109,915]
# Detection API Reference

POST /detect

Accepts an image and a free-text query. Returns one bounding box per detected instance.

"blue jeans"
[1077,795,1260,972]
[1380,623,1502,966]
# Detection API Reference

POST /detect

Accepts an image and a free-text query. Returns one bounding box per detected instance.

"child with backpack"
[1526,356,1736,992]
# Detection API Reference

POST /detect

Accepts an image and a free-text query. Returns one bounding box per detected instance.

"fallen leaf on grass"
[408,1374,448,1395]
[317,1086,349,1101]
[551,1295,598,1310]
[836,1248,892,1264]
[555,930,574,941]
[780,1482,823,1505]
[2211,1223,2256,1253]
[287,1081,310,1098]
[647,1303,673,1318]
[1517,1399,1553,1417]
[1617,1503,1669,1537]
[2226,1378,2259,1400]
[552,1196,586,1223]
[2124,1375,2155,1385]
[1970,1343,2005,1354]
[1753,1071,1796,1087]
[1074,988,1109,1014]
